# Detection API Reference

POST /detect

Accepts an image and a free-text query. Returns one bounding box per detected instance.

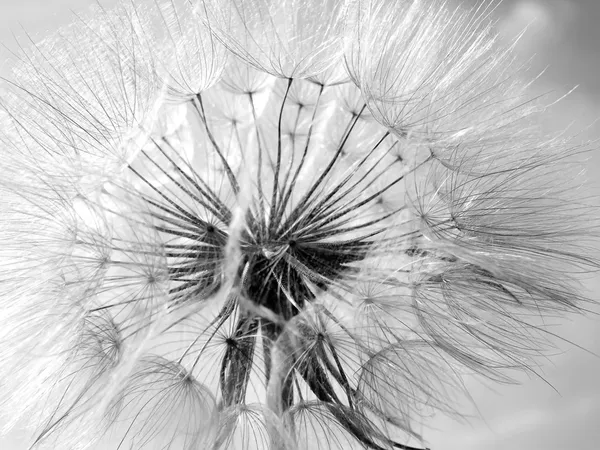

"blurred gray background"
[0,1,598,449]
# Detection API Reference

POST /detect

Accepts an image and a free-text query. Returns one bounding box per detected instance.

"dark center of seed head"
[241,246,312,321]
[238,235,368,322]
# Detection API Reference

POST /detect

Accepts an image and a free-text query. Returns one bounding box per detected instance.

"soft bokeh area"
[0,1,598,449]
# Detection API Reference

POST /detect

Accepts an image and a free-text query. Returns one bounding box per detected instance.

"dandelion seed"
[0,0,597,449]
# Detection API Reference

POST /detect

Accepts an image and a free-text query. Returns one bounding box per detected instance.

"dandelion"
[0,0,597,449]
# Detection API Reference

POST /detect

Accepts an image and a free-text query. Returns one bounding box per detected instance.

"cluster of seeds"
[0,1,596,449]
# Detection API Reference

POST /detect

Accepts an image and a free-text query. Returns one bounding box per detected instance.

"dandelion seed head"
[0,0,597,449]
